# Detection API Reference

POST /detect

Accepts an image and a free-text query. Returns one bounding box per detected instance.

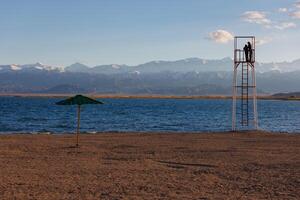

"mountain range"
[1,57,300,95]
[2,57,300,74]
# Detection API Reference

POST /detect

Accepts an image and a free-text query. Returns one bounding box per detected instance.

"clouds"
[241,11,297,30]
[289,1,300,19]
[256,37,272,46]
[208,30,272,46]
[274,22,297,30]
[242,3,299,30]
[208,1,300,46]
[289,10,300,19]
[242,11,271,26]
[278,8,288,13]
[208,30,233,44]
[294,1,300,8]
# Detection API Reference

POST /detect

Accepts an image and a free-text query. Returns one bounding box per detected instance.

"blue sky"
[0,0,300,66]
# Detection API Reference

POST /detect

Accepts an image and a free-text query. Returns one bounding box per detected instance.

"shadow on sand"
[157,160,217,168]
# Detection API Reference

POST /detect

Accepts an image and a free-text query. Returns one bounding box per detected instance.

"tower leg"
[251,66,258,129]
[232,64,238,131]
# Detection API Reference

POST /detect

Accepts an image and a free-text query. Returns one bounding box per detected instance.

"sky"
[0,0,300,66]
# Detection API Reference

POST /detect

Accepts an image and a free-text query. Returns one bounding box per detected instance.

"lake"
[0,97,299,133]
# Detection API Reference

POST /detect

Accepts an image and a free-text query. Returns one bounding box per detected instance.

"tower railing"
[234,49,255,63]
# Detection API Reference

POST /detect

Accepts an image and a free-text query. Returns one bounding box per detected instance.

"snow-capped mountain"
[0,64,21,72]
[0,62,63,72]
[256,59,300,73]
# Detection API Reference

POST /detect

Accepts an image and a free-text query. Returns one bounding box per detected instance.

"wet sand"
[0,132,299,199]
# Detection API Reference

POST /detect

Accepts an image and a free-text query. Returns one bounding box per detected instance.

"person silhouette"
[247,42,252,62]
[243,44,249,62]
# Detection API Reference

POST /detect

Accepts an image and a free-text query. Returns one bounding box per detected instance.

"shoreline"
[0,130,298,135]
[0,93,299,100]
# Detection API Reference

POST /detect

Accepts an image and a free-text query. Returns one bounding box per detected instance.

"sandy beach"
[0,132,299,199]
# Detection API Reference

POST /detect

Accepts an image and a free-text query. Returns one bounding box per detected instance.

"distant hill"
[39,84,89,94]
[272,92,300,98]
[65,63,89,73]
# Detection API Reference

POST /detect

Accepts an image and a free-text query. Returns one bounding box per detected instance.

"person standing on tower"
[247,41,252,62]
[243,44,249,62]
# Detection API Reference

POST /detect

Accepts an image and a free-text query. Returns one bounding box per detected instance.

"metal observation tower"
[232,36,258,131]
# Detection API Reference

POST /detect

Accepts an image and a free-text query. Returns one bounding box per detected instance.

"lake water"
[0,97,299,133]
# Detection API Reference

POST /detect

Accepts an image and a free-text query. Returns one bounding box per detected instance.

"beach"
[0,132,299,199]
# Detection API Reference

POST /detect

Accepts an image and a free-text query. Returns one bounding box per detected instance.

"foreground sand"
[0,132,299,199]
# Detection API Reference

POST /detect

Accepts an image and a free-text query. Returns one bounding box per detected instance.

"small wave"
[30,131,52,135]
[17,117,48,122]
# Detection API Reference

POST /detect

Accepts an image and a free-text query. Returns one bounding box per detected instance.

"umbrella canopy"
[56,95,103,147]
[56,94,103,106]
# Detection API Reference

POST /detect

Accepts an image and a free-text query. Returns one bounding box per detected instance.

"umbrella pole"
[77,105,81,147]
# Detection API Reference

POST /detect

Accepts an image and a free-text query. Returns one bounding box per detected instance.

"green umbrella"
[56,95,103,147]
